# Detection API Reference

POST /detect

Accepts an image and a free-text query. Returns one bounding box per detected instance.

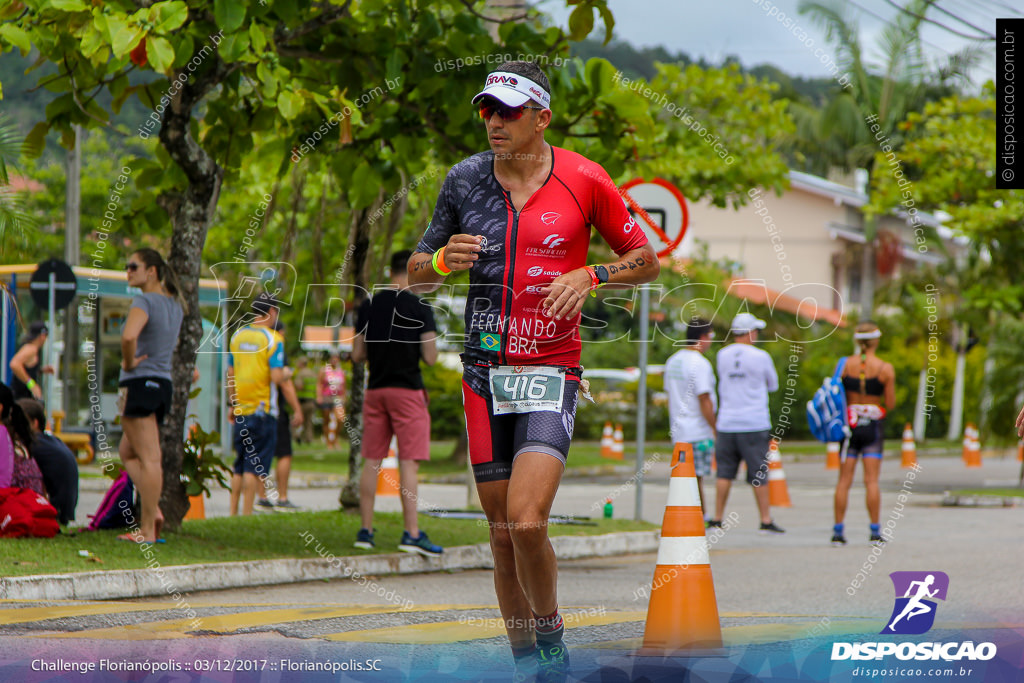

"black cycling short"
[462,364,580,484]
[845,418,885,458]
[119,377,173,424]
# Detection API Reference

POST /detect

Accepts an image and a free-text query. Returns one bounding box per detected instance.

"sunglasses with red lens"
[478,101,545,121]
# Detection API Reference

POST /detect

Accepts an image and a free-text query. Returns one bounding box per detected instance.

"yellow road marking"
[326,610,648,644]
[0,602,188,625]
[40,605,491,641]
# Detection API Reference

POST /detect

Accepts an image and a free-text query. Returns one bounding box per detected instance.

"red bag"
[0,487,59,538]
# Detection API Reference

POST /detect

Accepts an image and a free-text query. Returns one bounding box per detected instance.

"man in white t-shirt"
[708,312,783,533]
[664,318,716,516]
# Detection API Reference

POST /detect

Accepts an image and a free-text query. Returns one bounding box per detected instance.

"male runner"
[408,61,659,681]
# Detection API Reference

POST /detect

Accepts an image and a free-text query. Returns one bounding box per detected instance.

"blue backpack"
[807,358,850,443]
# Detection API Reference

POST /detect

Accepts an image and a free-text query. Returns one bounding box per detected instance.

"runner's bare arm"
[407,235,483,293]
[542,243,659,321]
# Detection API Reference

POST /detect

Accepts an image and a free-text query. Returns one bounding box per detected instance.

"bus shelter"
[1,264,229,458]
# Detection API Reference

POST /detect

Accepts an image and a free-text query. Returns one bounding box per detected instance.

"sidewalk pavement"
[32,452,1024,602]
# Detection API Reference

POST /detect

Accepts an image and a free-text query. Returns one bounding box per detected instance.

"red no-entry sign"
[621,178,688,258]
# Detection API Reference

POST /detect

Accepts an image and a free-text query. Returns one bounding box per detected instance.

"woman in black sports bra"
[832,321,895,547]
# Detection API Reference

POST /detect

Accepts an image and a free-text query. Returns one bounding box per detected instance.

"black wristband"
[593,264,609,284]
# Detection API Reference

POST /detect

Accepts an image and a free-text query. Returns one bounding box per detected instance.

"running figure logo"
[881,571,949,635]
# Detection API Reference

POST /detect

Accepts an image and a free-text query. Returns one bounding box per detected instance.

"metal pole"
[46,272,56,416]
[220,298,232,458]
[634,285,650,521]
[1,286,8,386]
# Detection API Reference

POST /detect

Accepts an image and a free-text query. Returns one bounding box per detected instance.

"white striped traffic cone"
[826,442,840,470]
[610,423,625,460]
[600,421,614,458]
[901,423,917,468]
[640,442,722,653]
[376,436,400,496]
[767,439,791,507]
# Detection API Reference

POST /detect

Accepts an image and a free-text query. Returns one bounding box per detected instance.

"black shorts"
[845,418,885,458]
[462,365,580,484]
[716,430,771,485]
[119,377,173,424]
[275,410,293,458]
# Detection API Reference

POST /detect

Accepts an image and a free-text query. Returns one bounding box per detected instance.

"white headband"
[472,71,551,109]
[854,329,882,340]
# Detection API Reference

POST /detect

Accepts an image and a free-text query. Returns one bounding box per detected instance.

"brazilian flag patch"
[481,333,501,351]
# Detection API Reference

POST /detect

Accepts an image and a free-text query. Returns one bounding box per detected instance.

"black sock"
[534,608,564,643]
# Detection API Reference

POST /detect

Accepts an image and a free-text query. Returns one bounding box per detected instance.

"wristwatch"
[593,264,609,285]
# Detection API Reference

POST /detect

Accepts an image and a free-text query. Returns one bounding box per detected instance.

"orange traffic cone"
[963,424,982,468]
[901,423,917,468]
[376,436,401,496]
[185,494,205,520]
[640,442,722,653]
[826,442,840,470]
[610,423,625,460]
[766,439,791,507]
[600,421,615,458]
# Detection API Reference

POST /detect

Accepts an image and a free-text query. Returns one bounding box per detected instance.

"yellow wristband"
[26,379,37,390]
[432,247,452,276]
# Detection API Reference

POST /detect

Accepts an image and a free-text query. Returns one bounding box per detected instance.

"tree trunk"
[449,428,468,466]
[155,58,227,531]
[338,203,378,508]
[281,166,305,267]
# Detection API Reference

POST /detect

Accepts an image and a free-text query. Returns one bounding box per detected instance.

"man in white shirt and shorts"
[708,313,784,533]
[663,318,716,516]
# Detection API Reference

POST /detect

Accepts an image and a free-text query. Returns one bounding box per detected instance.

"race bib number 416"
[488,366,565,415]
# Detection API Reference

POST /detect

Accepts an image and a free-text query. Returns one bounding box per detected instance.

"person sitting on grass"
[16,398,79,525]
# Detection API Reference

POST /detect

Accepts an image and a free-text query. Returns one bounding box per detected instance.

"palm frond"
[798,0,872,98]
[0,114,26,186]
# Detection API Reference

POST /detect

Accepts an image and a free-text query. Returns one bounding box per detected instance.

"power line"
[880,0,995,40]
[845,0,955,56]
[977,0,1024,17]
[928,1,997,39]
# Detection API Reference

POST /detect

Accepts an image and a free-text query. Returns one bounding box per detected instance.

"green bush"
[423,362,466,439]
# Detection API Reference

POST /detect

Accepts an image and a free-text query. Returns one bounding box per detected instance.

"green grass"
[277,441,673,478]
[948,488,1024,498]
[0,511,656,577]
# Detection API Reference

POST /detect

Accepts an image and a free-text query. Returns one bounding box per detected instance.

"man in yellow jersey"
[227,293,303,515]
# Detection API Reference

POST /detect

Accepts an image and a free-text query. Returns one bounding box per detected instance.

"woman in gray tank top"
[118,249,184,543]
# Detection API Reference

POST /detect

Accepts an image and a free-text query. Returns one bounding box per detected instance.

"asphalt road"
[4,453,1021,681]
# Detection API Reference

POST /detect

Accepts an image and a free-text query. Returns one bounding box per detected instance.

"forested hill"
[568,38,840,106]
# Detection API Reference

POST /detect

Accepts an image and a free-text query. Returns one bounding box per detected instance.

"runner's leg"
[863,456,882,525]
[506,452,563,617]
[478,480,535,649]
[834,455,858,524]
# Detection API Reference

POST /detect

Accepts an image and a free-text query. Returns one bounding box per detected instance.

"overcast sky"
[538,0,1003,82]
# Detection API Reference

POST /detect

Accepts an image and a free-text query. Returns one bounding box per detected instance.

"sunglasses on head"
[478,100,545,121]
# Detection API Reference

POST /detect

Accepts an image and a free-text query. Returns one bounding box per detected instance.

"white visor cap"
[472,71,551,109]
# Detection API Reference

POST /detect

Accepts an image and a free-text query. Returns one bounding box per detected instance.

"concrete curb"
[0,530,660,602]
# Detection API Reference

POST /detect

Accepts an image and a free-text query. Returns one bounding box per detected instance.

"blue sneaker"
[354,528,375,550]
[536,639,570,683]
[398,530,443,557]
